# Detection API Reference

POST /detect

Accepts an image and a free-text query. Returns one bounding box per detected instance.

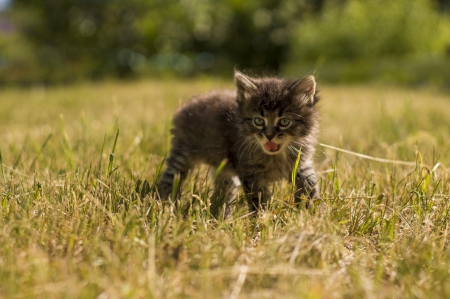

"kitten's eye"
[253,117,264,126]
[279,118,291,127]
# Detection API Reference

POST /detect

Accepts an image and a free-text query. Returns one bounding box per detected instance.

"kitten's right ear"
[234,71,256,102]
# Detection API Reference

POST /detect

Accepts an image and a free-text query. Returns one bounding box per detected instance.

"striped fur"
[157,71,320,215]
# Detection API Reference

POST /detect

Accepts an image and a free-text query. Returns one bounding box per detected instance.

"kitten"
[158,71,320,215]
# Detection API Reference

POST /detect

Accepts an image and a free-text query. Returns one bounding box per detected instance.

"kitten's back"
[171,90,238,166]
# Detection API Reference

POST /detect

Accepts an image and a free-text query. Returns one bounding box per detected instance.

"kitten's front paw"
[296,172,318,195]
[295,172,319,209]
[305,174,319,199]
[156,181,172,201]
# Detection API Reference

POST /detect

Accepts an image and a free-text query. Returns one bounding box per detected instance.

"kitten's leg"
[211,172,240,218]
[158,147,191,201]
[294,160,319,207]
[241,179,271,214]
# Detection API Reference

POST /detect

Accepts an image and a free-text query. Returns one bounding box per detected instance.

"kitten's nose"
[266,134,276,141]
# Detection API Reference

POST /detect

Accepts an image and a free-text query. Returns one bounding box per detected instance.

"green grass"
[1,78,450,298]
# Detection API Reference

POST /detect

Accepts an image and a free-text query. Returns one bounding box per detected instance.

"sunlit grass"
[1,79,450,298]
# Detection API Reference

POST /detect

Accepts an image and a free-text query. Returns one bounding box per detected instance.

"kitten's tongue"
[264,141,279,152]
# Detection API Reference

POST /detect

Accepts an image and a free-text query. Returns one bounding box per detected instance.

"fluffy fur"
[158,71,320,214]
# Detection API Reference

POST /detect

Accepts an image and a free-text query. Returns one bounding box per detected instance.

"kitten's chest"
[237,153,291,182]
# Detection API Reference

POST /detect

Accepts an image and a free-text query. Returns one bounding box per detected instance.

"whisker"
[289,145,300,153]
[286,152,296,170]
[239,140,252,161]
[239,137,256,161]
[290,140,305,147]
[250,142,259,164]
[230,135,251,152]
[290,113,305,119]
[288,145,299,154]
[287,145,297,157]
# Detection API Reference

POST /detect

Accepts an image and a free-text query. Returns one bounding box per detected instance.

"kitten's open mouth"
[264,141,280,153]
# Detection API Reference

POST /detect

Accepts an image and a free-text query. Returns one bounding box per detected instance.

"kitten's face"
[235,72,319,156]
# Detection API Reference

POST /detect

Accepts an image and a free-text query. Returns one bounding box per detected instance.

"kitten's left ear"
[290,75,317,105]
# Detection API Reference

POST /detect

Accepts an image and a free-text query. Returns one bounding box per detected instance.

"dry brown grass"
[1,79,450,298]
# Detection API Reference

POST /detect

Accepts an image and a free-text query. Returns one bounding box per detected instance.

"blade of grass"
[291,147,302,186]
[60,115,74,170]
[213,159,228,181]
[30,133,52,170]
[0,149,6,181]
[320,143,419,167]
[107,127,120,177]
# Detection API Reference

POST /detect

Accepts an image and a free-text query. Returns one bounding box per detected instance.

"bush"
[4,0,450,84]
[5,0,323,83]
[290,0,450,62]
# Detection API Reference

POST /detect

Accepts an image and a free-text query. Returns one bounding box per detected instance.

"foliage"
[138,0,321,74]
[1,79,450,297]
[2,0,450,84]
[285,0,450,86]
[4,0,322,83]
[290,0,450,61]
[8,0,148,82]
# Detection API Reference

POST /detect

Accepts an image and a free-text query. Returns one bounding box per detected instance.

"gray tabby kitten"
[158,71,320,214]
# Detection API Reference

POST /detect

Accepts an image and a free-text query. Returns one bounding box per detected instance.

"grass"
[1,78,450,298]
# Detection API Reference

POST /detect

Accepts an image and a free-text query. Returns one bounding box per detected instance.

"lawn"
[1,78,450,298]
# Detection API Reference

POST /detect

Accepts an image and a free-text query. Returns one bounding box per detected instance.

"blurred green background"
[1,0,450,86]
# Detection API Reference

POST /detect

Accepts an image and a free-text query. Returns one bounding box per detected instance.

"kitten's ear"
[291,75,317,105]
[234,71,257,102]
